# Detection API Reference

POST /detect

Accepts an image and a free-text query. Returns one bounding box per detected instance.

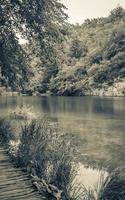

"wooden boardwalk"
[0,147,41,200]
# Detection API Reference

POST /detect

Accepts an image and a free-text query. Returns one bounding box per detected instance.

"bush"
[119,67,125,77]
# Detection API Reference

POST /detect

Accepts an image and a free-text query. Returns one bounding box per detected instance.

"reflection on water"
[75,163,108,190]
[0,96,125,172]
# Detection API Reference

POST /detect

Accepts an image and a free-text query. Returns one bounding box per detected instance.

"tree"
[103,30,125,60]
[0,0,68,91]
[109,6,125,22]
[70,39,88,59]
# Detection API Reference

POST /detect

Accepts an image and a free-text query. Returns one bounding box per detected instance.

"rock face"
[100,167,125,200]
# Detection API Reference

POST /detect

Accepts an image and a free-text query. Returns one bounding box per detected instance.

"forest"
[0,2,125,96]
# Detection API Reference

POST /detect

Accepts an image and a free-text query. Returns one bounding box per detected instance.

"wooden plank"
[0,147,42,200]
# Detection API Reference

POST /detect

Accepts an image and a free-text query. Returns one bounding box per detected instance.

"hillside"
[48,6,125,96]
[1,6,125,96]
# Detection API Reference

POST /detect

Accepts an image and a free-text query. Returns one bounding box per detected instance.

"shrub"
[119,67,125,77]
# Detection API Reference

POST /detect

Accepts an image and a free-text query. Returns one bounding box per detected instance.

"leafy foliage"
[0,0,67,91]
[1,4,125,96]
[47,6,125,96]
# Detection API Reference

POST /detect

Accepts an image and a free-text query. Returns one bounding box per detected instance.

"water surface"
[0,96,125,183]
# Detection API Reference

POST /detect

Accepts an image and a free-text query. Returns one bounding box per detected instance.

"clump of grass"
[17,118,50,173]
[47,132,77,199]
[9,105,37,120]
[0,118,15,146]
[16,118,80,199]
[99,166,125,200]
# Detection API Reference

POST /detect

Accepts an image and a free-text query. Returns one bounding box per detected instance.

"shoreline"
[0,92,125,98]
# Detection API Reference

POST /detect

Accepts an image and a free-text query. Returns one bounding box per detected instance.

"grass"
[0,116,124,200]
[0,118,15,146]
[8,105,37,120]
[68,169,108,200]
[16,118,78,199]
[16,118,111,200]
[99,166,125,200]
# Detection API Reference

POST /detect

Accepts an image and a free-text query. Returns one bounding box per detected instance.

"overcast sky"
[61,0,125,24]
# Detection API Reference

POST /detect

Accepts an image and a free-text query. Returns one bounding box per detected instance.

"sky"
[61,0,125,24]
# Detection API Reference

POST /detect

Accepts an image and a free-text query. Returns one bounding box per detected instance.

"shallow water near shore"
[0,96,125,188]
[75,163,108,190]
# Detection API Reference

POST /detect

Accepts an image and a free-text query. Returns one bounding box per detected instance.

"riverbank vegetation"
[0,118,15,145]
[46,6,125,96]
[0,112,125,199]
[0,115,92,200]
[0,2,125,96]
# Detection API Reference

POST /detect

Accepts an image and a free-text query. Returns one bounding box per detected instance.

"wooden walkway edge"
[0,147,41,200]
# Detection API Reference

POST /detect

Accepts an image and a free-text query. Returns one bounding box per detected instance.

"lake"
[0,96,125,188]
